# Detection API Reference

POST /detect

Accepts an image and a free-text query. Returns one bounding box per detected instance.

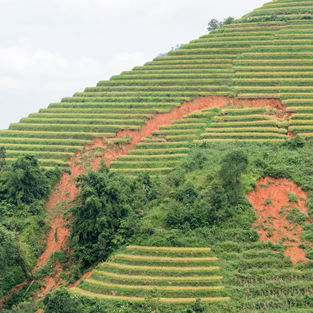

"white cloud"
[53,0,147,16]
[0,76,22,90]
[137,0,199,23]
[52,0,193,20]
[0,40,104,80]
[0,38,148,95]
[0,47,30,72]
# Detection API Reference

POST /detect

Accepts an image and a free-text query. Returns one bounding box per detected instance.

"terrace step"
[71,245,229,304]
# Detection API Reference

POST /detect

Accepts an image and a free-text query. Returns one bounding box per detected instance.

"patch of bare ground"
[248,176,311,265]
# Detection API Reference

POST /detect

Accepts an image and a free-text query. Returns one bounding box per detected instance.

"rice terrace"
[1,0,313,312]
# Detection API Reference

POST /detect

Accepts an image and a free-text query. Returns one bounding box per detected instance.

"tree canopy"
[207,16,235,31]
[0,155,49,211]
[69,166,152,270]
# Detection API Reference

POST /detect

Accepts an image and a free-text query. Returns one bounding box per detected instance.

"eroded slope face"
[248,176,310,264]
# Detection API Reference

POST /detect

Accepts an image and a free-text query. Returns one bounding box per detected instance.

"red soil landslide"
[248,177,311,265]
[0,280,28,310]
[28,96,285,299]
[35,215,69,270]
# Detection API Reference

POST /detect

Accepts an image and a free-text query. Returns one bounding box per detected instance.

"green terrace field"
[71,245,230,304]
[197,106,288,143]
[232,17,313,138]
[109,105,293,176]
[2,0,313,168]
[287,106,313,138]
[212,240,313,312]
[241,0,313,20]
[109,109,218,176]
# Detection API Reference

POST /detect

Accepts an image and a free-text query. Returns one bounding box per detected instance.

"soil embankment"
[248,176,310,264]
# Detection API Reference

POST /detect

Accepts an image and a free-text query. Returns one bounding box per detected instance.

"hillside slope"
[1,0,313,173]
[2,1,313,312]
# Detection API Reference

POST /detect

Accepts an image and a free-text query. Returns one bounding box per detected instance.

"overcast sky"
[0,0,269,130]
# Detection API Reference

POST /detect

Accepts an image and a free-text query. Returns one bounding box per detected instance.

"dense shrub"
[165,150,248,231]
[0,225,29,297]
[219,150,248,204]
[0,155,49,214]
[69,166,154,270]
[0,146,6,171]
[43,288,83,313]
[0,153,61,300]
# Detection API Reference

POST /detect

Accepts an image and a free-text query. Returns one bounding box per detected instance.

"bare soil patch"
[248,176,310,264]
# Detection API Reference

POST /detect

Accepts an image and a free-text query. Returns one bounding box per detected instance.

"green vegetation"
[286,207,308,225]
[288,192,299,203]
[54,139,313,312]
[207,17,235,31]
[68,167,152,272]
[2,1,313,312]
[0,152,62,299]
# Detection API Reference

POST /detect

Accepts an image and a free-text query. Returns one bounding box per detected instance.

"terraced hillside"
[232,19,313,139]
[1,0,313,171]
[109,102,287,176]
[216,240,313,312]
[109,108,218,176]
[72,246,230,304]
[198,106,288,143]
[2,1,313,312]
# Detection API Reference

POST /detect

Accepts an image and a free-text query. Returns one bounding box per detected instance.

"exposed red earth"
[248,177,311,265]
[0,280,28,310]
[3,96,288,304]
[37,261,66,298]
[35,216,70,270]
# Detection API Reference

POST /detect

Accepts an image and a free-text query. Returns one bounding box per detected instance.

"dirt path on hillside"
[3,96,286,305]
[248,177,311,264]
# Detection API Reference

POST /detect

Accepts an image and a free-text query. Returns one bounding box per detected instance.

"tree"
[288,135,305,149]
[43,288,82,313]
[165,199,188,229]
[174,182,198,207]
[192,180,229,227]
[0,155,49,209]
[191,298,205,313]
[0,225,32,297]
[69,166,139,269]
[0,146,6,172]
[207,19,221,31]
[131,172,155,210]
[208,16,235,31]
[219,150,248,204]
[223,16,235,25]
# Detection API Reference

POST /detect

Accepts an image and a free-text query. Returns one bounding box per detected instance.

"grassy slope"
[68,139,313,312]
